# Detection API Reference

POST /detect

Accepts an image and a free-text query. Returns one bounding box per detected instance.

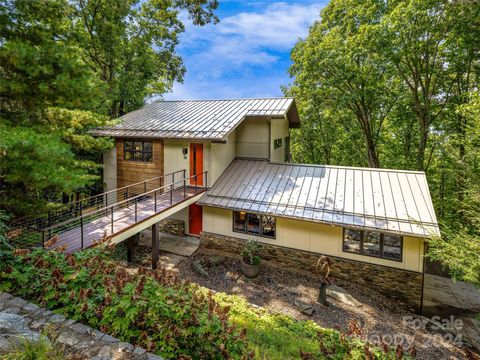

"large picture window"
[233,211,276,239]
[343,228,402,261]
[124,140,153,162]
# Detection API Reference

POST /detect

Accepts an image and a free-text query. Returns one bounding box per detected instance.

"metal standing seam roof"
[198,159,440,238]
[91,98,298,140]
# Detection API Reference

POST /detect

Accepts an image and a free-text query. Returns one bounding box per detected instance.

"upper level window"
[233,211,276,239]
[124,140,153,162]
[343,228,402,261]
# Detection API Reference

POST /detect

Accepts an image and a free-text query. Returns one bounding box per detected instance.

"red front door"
[189,143,204,186]
[189,204,203,236]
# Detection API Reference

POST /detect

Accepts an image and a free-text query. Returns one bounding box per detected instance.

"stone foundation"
[157,218,185,236]
[200,231,423,313]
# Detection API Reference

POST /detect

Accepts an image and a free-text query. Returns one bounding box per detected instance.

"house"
[91,97,439,312]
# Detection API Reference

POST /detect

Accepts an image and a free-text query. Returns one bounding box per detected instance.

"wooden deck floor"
[47,186,205,254]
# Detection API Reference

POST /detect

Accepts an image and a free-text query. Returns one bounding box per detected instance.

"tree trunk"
[366,136,380,168]
[416,120,429,171]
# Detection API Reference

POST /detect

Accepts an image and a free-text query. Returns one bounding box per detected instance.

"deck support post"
[151,222,159,270]
[126,235,136,263]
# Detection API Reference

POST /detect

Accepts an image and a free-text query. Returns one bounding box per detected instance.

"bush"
[0,247,248,359]
[0,246,412,359]
[240,239,262,265]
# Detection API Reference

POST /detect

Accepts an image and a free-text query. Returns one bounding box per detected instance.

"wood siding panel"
[116,139,164,191]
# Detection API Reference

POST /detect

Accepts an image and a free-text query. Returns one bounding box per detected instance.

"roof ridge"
[236,159,426,175]
[153,97,294,103]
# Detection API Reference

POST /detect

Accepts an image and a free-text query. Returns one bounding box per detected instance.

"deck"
[45,186,205,254]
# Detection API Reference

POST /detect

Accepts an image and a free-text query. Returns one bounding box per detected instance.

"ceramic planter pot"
[241,261,260,278]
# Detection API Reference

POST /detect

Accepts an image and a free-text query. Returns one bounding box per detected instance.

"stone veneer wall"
[158,218,185,236]
[201,231,423,313]
[0,292,163,360]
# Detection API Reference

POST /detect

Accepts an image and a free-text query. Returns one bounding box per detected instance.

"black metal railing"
[7,171,208,252]
[10,169,188,233]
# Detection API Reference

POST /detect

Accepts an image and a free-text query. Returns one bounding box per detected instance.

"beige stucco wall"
[163,139,211,185]
[235,118,270,159]
[270,117,289,163]
[210,131,236,185]
[103,147,117,204]
[202,206,425,273]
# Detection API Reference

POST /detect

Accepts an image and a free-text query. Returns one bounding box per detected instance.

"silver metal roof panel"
[92,98,297,140]
[198,159,440,238]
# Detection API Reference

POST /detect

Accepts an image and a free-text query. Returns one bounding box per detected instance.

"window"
[262,215,276,237]
[273,138,282,149]
[343,228,403,261]
[233,211,276,239]
[124,140,153,162]
[247,213,261,234]
[233,211,247,232]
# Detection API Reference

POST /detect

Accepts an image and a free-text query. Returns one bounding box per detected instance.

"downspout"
[420,239,427,315]
[268,117,271,161]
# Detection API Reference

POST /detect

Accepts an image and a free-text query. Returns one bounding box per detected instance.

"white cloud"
[164,1,325,100]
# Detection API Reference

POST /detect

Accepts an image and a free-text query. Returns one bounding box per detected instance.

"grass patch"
[0,335,65,360]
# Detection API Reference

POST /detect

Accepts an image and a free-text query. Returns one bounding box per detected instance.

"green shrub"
[0,246,412,359]
[240,239,262,265]
[0,247,248,359]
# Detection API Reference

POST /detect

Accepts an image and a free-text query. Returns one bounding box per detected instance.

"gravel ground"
[123,244,471,360]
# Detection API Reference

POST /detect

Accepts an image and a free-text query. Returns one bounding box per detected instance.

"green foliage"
[0,0,112,215]
[287,0,480,283]
[216,293,410,359]
[0,0,218,216]
[0,247,248,358]
[240,239,262,265]
[0,247,409,359]
[72,0,219,117]
[0,335,65,360]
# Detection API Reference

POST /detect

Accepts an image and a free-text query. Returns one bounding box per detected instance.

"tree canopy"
[287,0,480,285]
[0,0,218,215]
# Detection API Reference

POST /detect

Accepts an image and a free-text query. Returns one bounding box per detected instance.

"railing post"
[195,174,198,191]
[80,217,84,249]
[144,181,147,194]
[205,171,208,188]
[111,206,114,234]
[134,198,138,222]
[154,191,157,212]
[183,169,186,196]
[170,184,173,205]
[105,193,108,207]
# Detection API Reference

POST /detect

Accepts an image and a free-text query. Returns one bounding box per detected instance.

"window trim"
[124,140,153,162]
[342,228,403,262]
[232,211,276,239]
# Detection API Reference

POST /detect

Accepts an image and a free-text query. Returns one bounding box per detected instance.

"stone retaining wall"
[201,231,423,313]
[0,292,163,360]
[158,218,185,237]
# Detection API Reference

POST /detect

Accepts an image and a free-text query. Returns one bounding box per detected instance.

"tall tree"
[382,0,453,171]
[74,0,218,118]
[0,0,111,214]
[288,0,397,168]
[0,0,218,215]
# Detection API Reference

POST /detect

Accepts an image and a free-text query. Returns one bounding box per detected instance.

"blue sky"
[164,1,327,100]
